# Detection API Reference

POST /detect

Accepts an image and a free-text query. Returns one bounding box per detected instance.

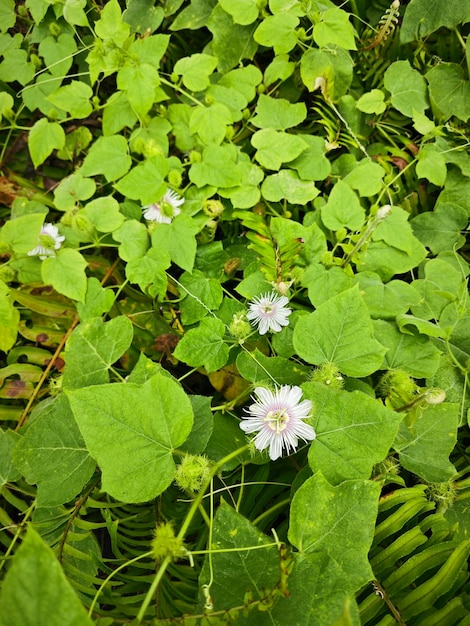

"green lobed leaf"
[289,135,331,181]
[112,219,149,261]
[67,373,193,502]
[254,13,299,54]
[41,249,88,303]
[80,135,132,182]
[113,155,168,203]
[28,119,65,169]
[94,0,130,45]
[304,382,401,484]
[356,89,386,115]
[218,0,259,24]
[252,94,307,130]
[313,7,357,50]
[47,81,93,119]
[302,264,354,308]
[179,269,223,325]
[394,403,459,482]
[151,214,198,272]
[0,284,20,352]
[236,349,310,386]
[174,53,218,91]
[126,246,170,299]
[384,60,429,118]
[180,394,214,454]
[173,317,229,372]
[38,33,76,78]
[189,103,232,145]
[321,180,365,230]
[252,129,307,170]
[12,396,96,506]
[416,144,447,186]
[81,196,125,232]
[53,173,96,212]
[170,0,217,30]
[293,287,386,377]
[411,203,467,255]
[0,525,94,626]
[63,316,134,389]
[356,237,428,282]
[400,0,470,43]
[76,277,115,322]
[289,472,381,591]
[198,501,281,613]
[261,170,319,204]
[372,320,441,379]
[116,62,161,117]
[426,64,470,122]
[343,160,386,197]
[189,144,244,188]
[207,5,258,72]
[356,272,421,319]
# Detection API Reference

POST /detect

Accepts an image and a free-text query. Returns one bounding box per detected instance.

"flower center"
[38,234,56,249]
[159,200,175,218]
[261,304,274,316]
[264,408,290,434]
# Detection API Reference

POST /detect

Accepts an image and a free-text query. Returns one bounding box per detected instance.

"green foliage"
[1,0,470,623]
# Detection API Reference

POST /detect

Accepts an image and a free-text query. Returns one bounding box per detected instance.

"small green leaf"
[293,287,386,377]
[384,60,429,117]
[67,374,193,502]
[302,264,355,308]
[0,213,47,255]
[77,277,115,322]
[94,0,130,45]
[356,272,421,319]
[343,160,386,197]
[189,144,244,188]
[189,103,232,145]
[126,245,170,299]
[117,62,161,117]
[12,396,95,506]
[47,81,93,118]
[28,119,65,169]
[63,316,134,389]
[123,0,164,33]
[53,173,96,212]
[372,206,416,254]
[41,249,88,303]
[416,144,447,186]
[151,215,198,272]
[252,129,307,170]
[289,472,380,591]
[254,13,299,54]
[81,196,124,233]
[400,0,470,43]
[63,0,90,26]
[0,0,16,33]
[179,269,223,325]
[207,5,258,72]
[261,170,319,204]
[313,7,357,50]
[356,89,387,114]
[394,403,459,482]
[173,317,229,372]
[321,180,365,230]
[113,219,149,262]
[113,155,168,204]
[218,0,259,24]
[252,94,307,130]
[289,135,331,181]
[0,526,94,626]
[174,53,218,91]
[80,135,132,182]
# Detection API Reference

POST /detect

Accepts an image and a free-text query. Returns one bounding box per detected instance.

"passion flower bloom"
[28,223,65,260]
[142,189,184,224]
[240,386,316,461]
[246,292,292,335]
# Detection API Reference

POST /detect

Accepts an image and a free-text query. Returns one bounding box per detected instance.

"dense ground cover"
[0,0,470,624]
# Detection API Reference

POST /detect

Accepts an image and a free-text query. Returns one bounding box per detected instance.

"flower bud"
[310,363,343,389]
[229,312,252,341]
[203,199,224,218]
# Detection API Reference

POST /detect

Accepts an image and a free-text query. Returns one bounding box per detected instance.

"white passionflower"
[246,292,292,335]
[27,223,65,260]
[240,386,316,461]
[142,189,184,224]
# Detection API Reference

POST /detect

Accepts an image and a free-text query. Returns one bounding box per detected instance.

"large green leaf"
[41,249,88,303]
[150,214,198,272]
[28,118,65,168]
[252,94,306,130]
[0,525,94,626]
[179,269,223,324]
[384,60,429,118]
[394,403,459,482]
[400,0,470,42]
[80,135,132,182]
[321,180,365,230]
[67,373,193,502]
[426,64,470,122]
[303,382,401,484]
[12,396,95,506]
[372,320,441,378]
[289,472,380,591]
[198,502,280,613]
[63,316,134,389]
[293,287,386,377]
